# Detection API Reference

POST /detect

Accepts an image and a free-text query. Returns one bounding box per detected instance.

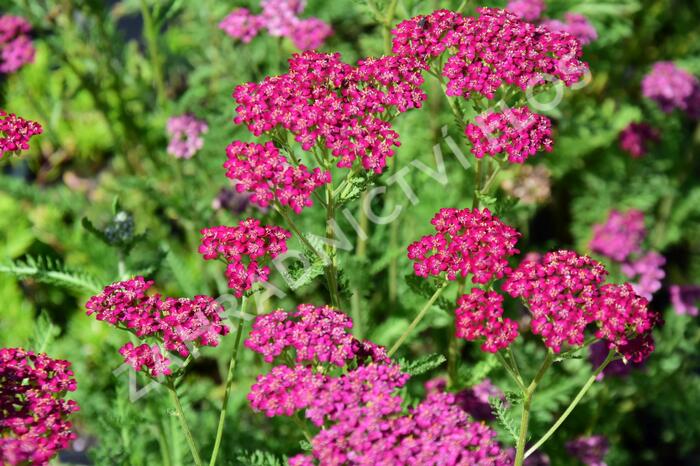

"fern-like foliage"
[0,255,104,295]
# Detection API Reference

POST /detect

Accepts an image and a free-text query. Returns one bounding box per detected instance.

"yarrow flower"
[642,62,699,114]
[220,0,332,51]
[621,251,666,300]
[618,122,659,158]
[199,219,290,297]
[465,106,554,163]
[232,51,426,173]
[0,348,79,466]
[566,435,609,466]
[455,289,519,352]
[542,13,598,45]
[218,8,265,43]
[670,284,700,316]
[501,164,552,204]
[425,377,504,421]
[0,110,42,158]
[506,0,546,22]
[224,141,330,214]
[393,8,588,100]
[166,114,208,159]
[0,15,35,73]
[589,209,646,262]
[86,277,230,376]
[503,250,608,352]
[407,207,520,284]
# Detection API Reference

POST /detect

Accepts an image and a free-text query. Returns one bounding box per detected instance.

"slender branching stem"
[167,381,203,466]
[388,283,448,357]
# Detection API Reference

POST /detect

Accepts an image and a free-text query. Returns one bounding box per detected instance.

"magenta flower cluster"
[618,122,659,158]
[166,114,208,159]
[86,277,230,376]
[392,8,588,98]
[642,62,700,117]
[199,218,291,297]
[455,289,519,352]
[670,285,700,316]
[0,348,79,466]
[590,209,646,262]
[465,106,554,163]
[425,377,504,421]
[407,207,520,284]
[621,251,666,300]
[503,250,608,352]
[233,51,426,173]
[224,141,330,214]
[219,0,332,51]
[566,435,609,466]
[0,109,42,158]
[506,0,546,22]
[542,13,598,45]
[0,15,35,74]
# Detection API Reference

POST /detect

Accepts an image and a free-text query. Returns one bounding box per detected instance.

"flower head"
[621,251,665,300]
[506,0,546,22]
[0,348,79,466]
[619,123,659,158]
[224,141,330,214]
[670,284,700,316]
[166,114,208,159]
[589,209,646,262]
[199,219,291,296]
[542,13,598,45]
[219,8,265,43]
[455,289,519,352]
[465,106,553,163]
[0,110,42,158]
[0,15,34,73]
[407,208,520,284]
[642,62,698,113]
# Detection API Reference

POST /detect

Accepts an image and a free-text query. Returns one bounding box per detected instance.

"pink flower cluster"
[224,141,330,214]
[465,106,554,163]
[425,377,504,421]
[670,285,700,316]
[219,1,332,51]
[0,348,79,466]
[589,209,646,262]
[506,0,546,22]
[566,435,609,466]
[503,250,608,352]
[393,8,588,99]
[407,208,520,284]
[86,277,230,376]
[0,110,42,158]
[455,289,519,352]
[248,364,326,417]
[542,13,598,45]
[621,251,666,300]
[642,62,700,115]
[233,51,426,173]
[0,15,35,73]
[199,219,291,297]
[618,122,659,158]
[166,114,208,159]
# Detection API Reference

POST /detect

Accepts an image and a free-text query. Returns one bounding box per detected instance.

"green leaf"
[28,310,60,354]
[0,255,103,295]
[399,353,447,376]
[490,398,519,443]
[233,450,285,466]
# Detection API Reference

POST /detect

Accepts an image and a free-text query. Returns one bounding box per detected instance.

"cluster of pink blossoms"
[0,15,35,74]
[425,377,504,421]
[589,209,646,262]
[505,0,546,22]
[0,348,79,465]
[392,8,588,97]
[233,51,426,173]
[542,13,598,45]
[199,219,290,297]
[621,251,666,300]
[618,122,659,158]
[219,0,332,51]
[566,435,609,466]
[642,62,700,117]
[407,208,520,284]
[503,250,608,352]
[670,285,700,316]
[455,289,519,352]
[224,141,330,214]
[166,114,208,159]
[0,110,42,158]
[465,106,553,163]
[86,277,230,376]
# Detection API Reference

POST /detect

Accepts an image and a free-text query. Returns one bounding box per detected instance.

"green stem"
[324,183,342,309]
[382,0,399,53]
[167,382,203,466]
[388,283,448,357]
[448,279,466,388]
[351,192,370,340]
[209,298,248,466]
[291,414,313,443]
[140,0,167,106]
[472,158,483,209]
[514,351,555,466]
[495,351,526,392]
[524,350,616,460]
